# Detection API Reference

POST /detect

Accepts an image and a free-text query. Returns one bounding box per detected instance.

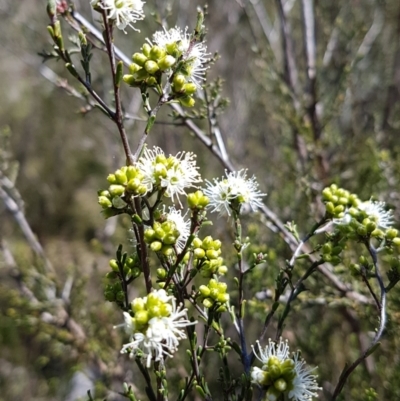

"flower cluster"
[123,26,209,106]
[98,147,202,216]
[251,338,320,401]
[118,289,195,367]
[198,278,230,311]
[91,0,145,33]
[144,207,190,256]
[204,169,265,216]
[323,184,398,242]
[183,235,228,277]
[137,146,202,204]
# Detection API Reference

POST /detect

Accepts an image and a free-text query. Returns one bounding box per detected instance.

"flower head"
[137,146,202,205]
[118,289,196,367]
[359,200,393,230]
[163,206,190,251]
[251,338,320,401]
[92,0,145,33]
[204,169,265,216]
[150,26,210,88]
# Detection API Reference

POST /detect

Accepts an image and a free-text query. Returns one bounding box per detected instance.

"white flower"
[164,206,191,251]
[251,338,320,401]
[204,169,265,216]
[359,200,393,230]
[289,353,321,401]
[92,0,145,33]
[137,146,202,205]
[151,26,210,88]
[119,290,196,367]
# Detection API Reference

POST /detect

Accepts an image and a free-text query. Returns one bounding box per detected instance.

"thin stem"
[330,240,386,401]
[101,11,134,165]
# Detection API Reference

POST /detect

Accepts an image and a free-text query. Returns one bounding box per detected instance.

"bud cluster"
[123,26,209,107]
[98,166,148,216]
[145,221,181,256]
[105,255,141,304]
[322,184,360,219]
[186,235,228,277]
[187,190,210,210]
[198,278,230,311]
[129,291,173,333]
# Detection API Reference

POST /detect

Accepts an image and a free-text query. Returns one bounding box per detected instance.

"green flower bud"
[202,236,214,250]
[107,174,117,184]
[192,237,203,248]
[115,169,128,185]
[141,43,151,56]
[126,178,141,192]
[158,55,176,70]
[199,285,211,297]
[146,76,158,86]
[106,271,118,280]
[131,298,145,312]
[163,235,177,245]
[144,60,160,74]
[109,259,119,271]
[173,74,186,92]
[150,241,163,252]
[109,185,125,197]
[274,378,287,392]
[180,95,195,107]
[218,265,228,275]
[386,228,398,240]
[166,42,179,56]
[202,298,213,308]
[162,246,174,257]
[371,229,384,238]
[144,228,156,242]
[129,63,142,74]
[149,45,166,61]
[349,263,360,276]
[206,250,219,260]
[194,248,206,259]
[157,268,167,279]
[217,293,229,303]
[366,221,377,233]
[116,291,125,302]
[334,205,344,214]
[183,83,197,95]
[132,52,148,66]
[134,310,149,326]
[393,237,400,246]
[98,196,112,208]
[322,243,332,254]
[104,290,116,302]
[325,202,335,214]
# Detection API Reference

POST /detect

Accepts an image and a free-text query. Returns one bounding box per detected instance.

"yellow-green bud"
[134,310,149,326]
[141,43,151,56]
[98,196,112,208]
[157,268,167,279]
[274,378,287,392]
[150,241,163,252]
[194,248,206,259]
[149,45,165,61]
[109,185,125,197]
[202,298,213,308]
[132,52,148,66]
[206,250,219,260]
[107,174,117,184]
[180,96,195,108]
[393,237,400,246]
[162,246,174,257]
[386,228,398,240]
[173,74,186,92]
[109,259,119,271]
[357,226,367,236]
[193,237,203,248]
[325,202,335,214]
[129,63,142,74]
[371,229,384,238]
[183,83,197,95]
[199,285,211,297]
[144,60,160,74]
[218,265,228,275]
[158,55,176,70]
[115,169,128,185]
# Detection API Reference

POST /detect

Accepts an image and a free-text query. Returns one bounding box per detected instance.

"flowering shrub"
[32,1,400,400]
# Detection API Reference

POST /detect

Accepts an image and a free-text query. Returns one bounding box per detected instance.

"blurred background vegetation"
[1,0,400,400]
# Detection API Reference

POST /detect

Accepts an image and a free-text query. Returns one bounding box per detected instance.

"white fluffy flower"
[204,169,265,216]
[137,146,202,205]
[164,206,191,251]
[359,200,393,230]
[251,338,320,401]
[151,26,210,88]
[118,289,196,367]
[92,0,145,33]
